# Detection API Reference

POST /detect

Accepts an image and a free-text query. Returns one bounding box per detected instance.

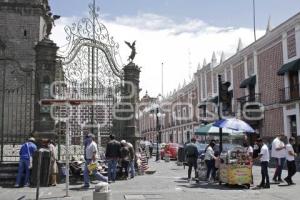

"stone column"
[120,62,140,147]
[33,38,58,139]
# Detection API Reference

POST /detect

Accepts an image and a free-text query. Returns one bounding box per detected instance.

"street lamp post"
[253,0,257,41]
[150,106,161,161]
[155,107,160,161]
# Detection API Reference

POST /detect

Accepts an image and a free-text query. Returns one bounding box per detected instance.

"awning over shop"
[277,58,300,76]
[240,75,256,88]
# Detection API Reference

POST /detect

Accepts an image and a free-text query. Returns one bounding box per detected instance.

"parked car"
[160,143,181,160]
[152,143,166,156]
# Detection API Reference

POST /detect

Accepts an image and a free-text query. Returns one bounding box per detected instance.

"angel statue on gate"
[125,41,136,62]
[45,12,60,39]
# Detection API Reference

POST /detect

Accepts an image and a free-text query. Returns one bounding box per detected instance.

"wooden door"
[289,71,299,99]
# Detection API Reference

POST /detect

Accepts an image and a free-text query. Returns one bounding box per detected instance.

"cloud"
[51,13,264,97]
[113,13,211,35]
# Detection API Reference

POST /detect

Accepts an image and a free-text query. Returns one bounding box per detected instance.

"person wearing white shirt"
[284,137,297,185]
[243,141,253,159]
[243,141,254,184]
[204,140,217,181]
[83,134,108,188]
[256,138,270,189]
[271,134,286,182]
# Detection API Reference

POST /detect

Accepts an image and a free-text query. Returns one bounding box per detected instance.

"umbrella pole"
[219,128,223,153]
[218,75,223,153]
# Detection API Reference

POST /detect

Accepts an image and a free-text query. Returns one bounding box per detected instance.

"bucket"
[93,182,111,200]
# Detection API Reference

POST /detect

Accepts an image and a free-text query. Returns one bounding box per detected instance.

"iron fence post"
[1,64,6,162]
[65,121,70,197]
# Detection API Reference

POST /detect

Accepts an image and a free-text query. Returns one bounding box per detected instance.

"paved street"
[1,158,299,200]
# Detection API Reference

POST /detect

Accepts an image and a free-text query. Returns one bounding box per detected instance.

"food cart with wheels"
[194,123,246,182]
[219,146,252,188]
[212,118,256,189]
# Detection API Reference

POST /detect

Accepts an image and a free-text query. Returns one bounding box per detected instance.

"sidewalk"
[0,159,299,200]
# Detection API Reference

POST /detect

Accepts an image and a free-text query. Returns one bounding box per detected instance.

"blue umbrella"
[213,118,255,133]
[195,123,244,136]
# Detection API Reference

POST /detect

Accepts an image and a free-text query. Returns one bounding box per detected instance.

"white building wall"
[283,104,300,137]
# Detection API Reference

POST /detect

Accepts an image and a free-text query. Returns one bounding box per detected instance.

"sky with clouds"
[49,0,300,97]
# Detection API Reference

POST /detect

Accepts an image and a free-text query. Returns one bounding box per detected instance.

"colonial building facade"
[139,12,300,149]
[139,80,200,144]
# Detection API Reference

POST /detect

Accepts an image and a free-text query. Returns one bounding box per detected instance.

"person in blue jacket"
[15,137,37,187]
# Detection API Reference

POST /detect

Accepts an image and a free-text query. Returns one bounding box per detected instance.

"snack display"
[219,146,252,188]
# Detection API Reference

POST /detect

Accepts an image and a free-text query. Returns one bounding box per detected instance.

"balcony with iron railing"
[279,84,300,103]
[237,93,261,103]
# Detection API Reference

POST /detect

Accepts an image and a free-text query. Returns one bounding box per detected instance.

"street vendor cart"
[219,146,252,188]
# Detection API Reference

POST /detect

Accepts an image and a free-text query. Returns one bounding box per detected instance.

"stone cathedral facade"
[0,0,59,161]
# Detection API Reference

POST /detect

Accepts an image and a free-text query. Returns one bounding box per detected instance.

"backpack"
[120,147,130,160]
[185,144,196,157]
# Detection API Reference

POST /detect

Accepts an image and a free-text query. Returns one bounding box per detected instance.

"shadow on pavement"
[38,196,66,200]
[178,177,189,180]
[0,185,15,188]
[1,185,54,189]
[174,180,189,184]
[170,168,183,171]
[69,186,94,191]
[177,182,248,190]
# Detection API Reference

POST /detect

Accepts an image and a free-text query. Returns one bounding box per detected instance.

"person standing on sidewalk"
[285,137,297,185]
[83,133,89,161]
[83,134,108,188]
[49,140,58,186]
[184,138,199,182]
[15,137,37,187]
[120,140,130,179]
[105,134,121,183]
[149,141,153,158]
[271,134,286,183]
[243,140,254,184]
[145,141,150,163]
[243,140,254,159]
[256,138,270,189]
[204,140,217,181]
[127,142,135,179]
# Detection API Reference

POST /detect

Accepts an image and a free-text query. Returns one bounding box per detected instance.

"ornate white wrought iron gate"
[54,1,123,154]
